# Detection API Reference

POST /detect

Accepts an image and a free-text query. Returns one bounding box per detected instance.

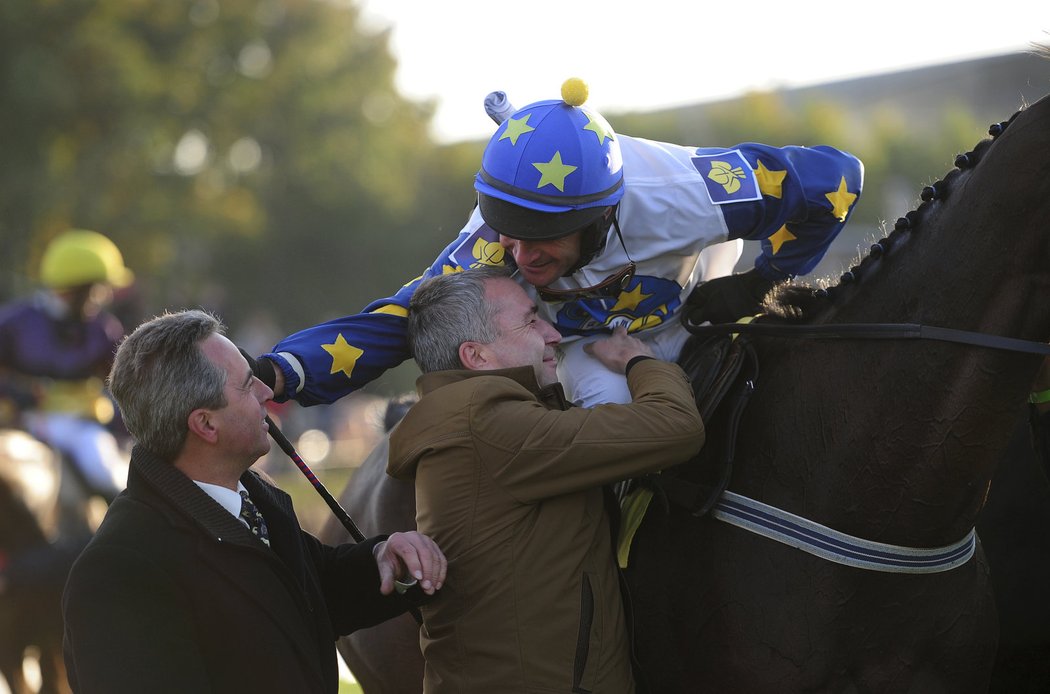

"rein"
[682,320,1050,356]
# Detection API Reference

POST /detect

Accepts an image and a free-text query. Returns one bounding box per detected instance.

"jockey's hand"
[684,268,780,326]
[237,347,280,395]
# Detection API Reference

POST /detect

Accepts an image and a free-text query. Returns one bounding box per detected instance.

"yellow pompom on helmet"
[39,229,134,290]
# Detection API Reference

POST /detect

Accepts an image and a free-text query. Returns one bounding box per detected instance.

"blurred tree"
[0,0,435,343]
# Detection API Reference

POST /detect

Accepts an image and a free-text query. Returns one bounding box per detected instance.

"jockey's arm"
[261,225,491,406]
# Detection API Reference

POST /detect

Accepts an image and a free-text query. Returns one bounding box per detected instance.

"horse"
[0,429,82,694]
[623,91,1050,692]
[319,94,1050,692]
[316,397,423,694]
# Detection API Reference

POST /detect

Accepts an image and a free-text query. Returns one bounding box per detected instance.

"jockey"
[0,229,132,501]
[258,79,864,407]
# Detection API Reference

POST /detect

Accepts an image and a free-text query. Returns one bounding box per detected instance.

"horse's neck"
[739,95,1050,546]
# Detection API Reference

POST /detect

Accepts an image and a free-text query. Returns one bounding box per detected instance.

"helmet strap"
[568,205,630,274]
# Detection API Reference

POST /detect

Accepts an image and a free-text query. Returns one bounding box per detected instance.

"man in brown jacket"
[388,266,704,693]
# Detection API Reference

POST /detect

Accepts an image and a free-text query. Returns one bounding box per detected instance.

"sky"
[357,0,1049,143]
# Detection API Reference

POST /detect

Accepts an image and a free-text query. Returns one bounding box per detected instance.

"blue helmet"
[475,79,624,240]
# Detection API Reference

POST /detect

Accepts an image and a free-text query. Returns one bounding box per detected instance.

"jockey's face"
[498,231,582,289]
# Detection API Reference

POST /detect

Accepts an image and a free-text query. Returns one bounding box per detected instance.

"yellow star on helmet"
[754,160,787,199]
[583,114,613,145]
[321,333,364,379]
[825,176,858,222]
[533,152,577,192]
[499,115,535,146]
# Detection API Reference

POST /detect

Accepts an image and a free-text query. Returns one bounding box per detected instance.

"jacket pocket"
[573,572,596,693]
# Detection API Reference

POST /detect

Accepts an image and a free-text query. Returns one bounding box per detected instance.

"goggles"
[536,262,636,302]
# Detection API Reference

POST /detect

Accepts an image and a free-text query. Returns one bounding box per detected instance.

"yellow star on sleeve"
[499,115,535,145]
[754,160,787,199]
[768,225,797,254]
[533,152,577,192]
[583,114,614,144]
[370,304,408,317]
[825,176,858,222]
[321,334,364,379]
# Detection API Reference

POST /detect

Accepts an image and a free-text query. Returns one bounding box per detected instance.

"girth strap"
[712,491,977,573]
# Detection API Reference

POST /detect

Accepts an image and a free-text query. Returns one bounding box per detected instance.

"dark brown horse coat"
[625,92,1050,692]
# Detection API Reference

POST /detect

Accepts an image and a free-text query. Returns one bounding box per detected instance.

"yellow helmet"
[39,229,134,290]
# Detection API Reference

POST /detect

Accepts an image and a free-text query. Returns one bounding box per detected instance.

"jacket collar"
[127,445,262,547]
[416,366,572,410]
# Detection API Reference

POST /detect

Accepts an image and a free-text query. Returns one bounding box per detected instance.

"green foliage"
[0,0,434,339]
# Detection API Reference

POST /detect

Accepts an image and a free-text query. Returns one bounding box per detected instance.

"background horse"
[317,397,422,694]
[0,429,82,694]
[624,92,1050,692]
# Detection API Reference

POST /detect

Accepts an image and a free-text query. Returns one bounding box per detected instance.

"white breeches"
[24,413,126,496]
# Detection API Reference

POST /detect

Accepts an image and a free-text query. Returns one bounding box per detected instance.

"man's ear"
[458,341,489,371]
[186,408,219,444]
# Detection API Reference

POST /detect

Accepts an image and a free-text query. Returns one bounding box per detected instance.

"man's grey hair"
[107,309,228,461]
[408,266,515,373]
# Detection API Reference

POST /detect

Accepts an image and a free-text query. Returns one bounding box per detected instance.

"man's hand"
[684,268,780,325]
[584,326,655,374]
[374,531,447,596]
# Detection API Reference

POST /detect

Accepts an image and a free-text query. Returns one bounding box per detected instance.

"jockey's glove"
[238,347,278,391]
[684,268,780,325]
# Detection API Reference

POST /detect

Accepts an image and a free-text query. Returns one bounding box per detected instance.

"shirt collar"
[193,479,248,521]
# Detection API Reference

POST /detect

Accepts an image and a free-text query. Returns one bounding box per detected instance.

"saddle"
[650,328,759,516]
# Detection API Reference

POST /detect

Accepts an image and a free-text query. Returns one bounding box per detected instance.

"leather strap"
[682,321,1050,356]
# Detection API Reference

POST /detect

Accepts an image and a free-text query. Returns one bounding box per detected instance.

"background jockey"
[254,78,864,408]
[0,229,132,501]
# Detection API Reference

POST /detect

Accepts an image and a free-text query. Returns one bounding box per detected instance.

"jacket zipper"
[572,573,595,693]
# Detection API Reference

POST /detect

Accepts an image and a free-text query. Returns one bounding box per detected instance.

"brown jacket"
[388,359,704,694]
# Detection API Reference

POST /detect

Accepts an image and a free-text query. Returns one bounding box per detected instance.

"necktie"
[238,491,270,547]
